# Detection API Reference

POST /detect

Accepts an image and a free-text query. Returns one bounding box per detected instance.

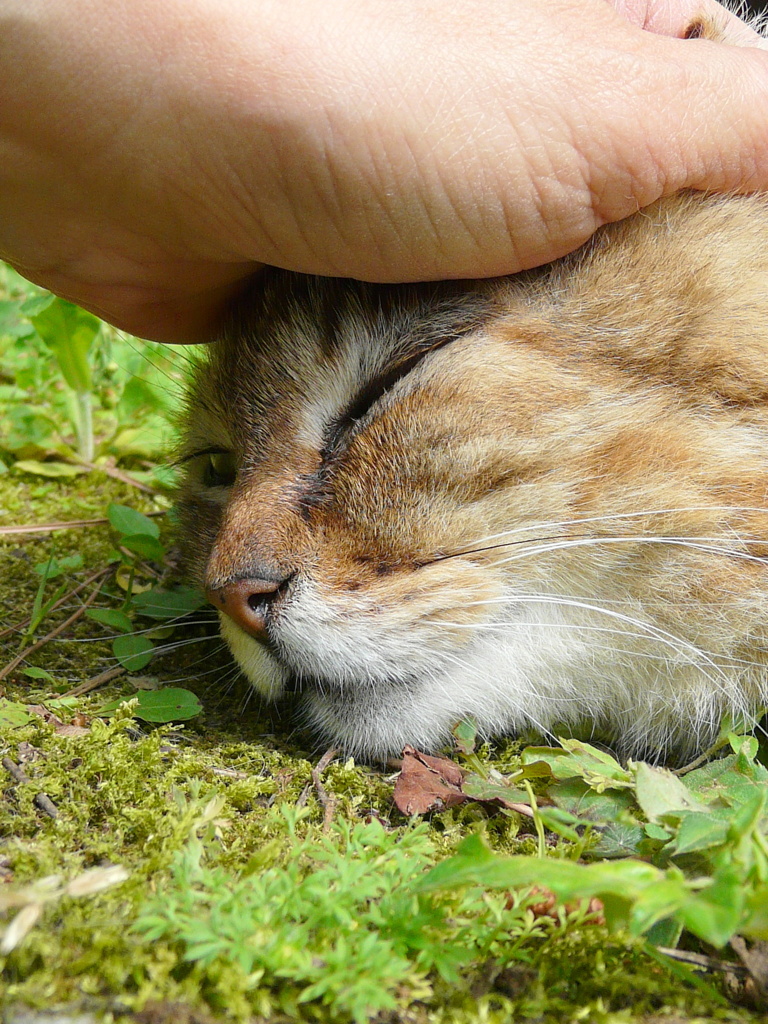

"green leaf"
[522,738,632,790]
[110,420,170,460]
[633,763,709,823]
[30,297,100,392]
[34,553,83,579]
[98,687,202,723]
[11,460,88,478]
[134,687,202,723]
[461,774,529,807]
[86,608,134,633]
[548,776,636,823]
[20,292,55,318]
[417,834,661,901]
[590,822,647,859]
[0,699,31,729]
[112,634,154,671]
[536,806,584,842]
[645,916,683,948]
[676,868,745,948]
[729,733,759,760]
[120,534,166,561]
[21,666,55,682]
[670,811,730,856]
[742,884,768,939]
[452,718,477,756]
[107,503,161,539]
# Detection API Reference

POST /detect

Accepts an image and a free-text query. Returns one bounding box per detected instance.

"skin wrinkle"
[3,0,768,341]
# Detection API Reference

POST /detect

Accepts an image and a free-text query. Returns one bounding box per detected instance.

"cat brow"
[320,331,469,461]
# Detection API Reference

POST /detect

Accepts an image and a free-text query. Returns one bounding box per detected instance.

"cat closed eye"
[202,450,237,488]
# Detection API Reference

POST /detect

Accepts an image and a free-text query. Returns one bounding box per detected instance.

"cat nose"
[205,577,283,641]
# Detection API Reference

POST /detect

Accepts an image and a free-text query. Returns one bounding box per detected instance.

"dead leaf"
[0,902,42,954]
[393,746,467,815]
[54,724,90,737]
[26,704,89,736]
[129,675,161,691]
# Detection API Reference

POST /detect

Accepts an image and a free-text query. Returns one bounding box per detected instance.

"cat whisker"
[436,615,768,673]
[447,592,733,695]
[63,616,218,643]
[440,505,768,559]
[481,535,768,568]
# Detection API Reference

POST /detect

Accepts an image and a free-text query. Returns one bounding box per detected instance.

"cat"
[178,16,768,761]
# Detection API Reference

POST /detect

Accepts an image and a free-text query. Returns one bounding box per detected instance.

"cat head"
[178,194,768,759]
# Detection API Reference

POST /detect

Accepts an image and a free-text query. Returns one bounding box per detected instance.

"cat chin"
[218,614,289,700]
[219,601,760,761]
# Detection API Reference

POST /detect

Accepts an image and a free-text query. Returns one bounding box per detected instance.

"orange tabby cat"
[178,14,768,760]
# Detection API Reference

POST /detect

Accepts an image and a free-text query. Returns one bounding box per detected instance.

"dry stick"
[62,666,126,699]
[312,747,340,831]
[0,566,112,643]
[2,756,58,819]
[210,767,250,780]
[502,801,536,819]
[658,945,748,978]
[76,460,160,495]
[0,580,103,683]
[0,509,165,537]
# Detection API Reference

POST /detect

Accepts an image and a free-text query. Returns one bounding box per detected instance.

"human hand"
[1,0,767,342]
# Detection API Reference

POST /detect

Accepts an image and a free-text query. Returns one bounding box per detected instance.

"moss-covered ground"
[1,472,765,1024]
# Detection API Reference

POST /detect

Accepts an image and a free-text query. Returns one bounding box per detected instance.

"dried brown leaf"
[393,746,467,815]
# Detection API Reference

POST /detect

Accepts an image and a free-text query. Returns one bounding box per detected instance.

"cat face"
[178,194,768,759]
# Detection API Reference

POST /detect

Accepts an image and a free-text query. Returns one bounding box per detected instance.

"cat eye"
[202,450,237,488]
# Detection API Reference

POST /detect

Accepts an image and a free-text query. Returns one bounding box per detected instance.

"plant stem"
[75,389,94,462]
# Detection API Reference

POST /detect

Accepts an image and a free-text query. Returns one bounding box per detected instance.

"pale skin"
[1,0,768,343]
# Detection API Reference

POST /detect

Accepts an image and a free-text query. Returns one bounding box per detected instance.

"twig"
[2,756,58,819]
[674,737,731,776]
[0,510,165,537]
[62,666,126,698]
[210,767,250,780]
[503,801,536,819]
[0,580,103,683]
[312,747,340,831]
[657,946,748,977]
[0,566,111,642]
[76,460,160,495]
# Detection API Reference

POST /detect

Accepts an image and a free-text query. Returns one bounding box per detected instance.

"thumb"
[607,0,768,200]
[584,20,768,224]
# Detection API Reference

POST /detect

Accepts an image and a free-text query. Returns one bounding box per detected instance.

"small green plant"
[136,808,553,1023]
[24,295,102,461]
[21,550,83,646]
[421,731,768,952]
[92,501,206,674]
[0,262,195,482]
[97,688,202,723]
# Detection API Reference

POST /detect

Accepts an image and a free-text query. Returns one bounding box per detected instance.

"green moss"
[1,479,764,1024]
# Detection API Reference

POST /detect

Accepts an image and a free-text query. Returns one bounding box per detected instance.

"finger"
[611,0,764,42]
[623,26,768,202]
[6,260,262,344]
